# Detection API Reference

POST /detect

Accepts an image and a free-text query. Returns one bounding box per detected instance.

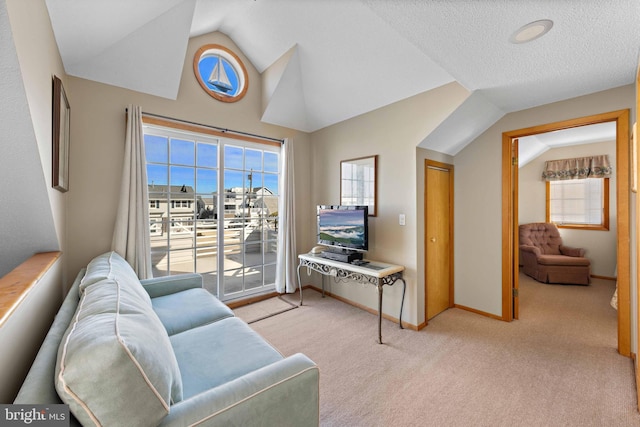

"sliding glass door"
[144,124,280,301]
[219,143,280,298]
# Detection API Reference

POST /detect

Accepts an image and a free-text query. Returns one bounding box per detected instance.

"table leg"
[399,278,406,330]
[377,283,383,344]
[296,263,303,306]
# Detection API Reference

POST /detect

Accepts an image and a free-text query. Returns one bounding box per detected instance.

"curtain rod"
[126,108,285,144]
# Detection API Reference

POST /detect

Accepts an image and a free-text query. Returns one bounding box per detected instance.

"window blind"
[549,178,603,225]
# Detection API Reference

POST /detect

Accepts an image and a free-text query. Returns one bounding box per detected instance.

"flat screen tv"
[317,205,368,252]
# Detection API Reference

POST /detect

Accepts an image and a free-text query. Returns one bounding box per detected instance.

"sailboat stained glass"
[208,55,233,93]
[194,44,248,103]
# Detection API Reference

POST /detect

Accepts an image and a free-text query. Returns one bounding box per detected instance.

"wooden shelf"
[0,252,61,327]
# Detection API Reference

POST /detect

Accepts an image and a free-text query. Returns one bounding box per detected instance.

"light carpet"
[248,275,640,426]
[233,295,298,324]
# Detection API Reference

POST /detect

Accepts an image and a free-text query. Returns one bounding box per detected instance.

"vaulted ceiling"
[45,0,639,155]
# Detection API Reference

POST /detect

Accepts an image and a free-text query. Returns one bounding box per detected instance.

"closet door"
[425,161,454,320]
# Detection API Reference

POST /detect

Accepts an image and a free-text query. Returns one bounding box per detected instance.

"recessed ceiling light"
[509,19,553,44]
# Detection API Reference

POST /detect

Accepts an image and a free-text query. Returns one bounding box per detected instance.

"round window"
[194,44,248,103]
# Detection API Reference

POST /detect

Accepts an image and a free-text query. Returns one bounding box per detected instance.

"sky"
[318,208,366,227]
[198,56,240,97]
[145,134,279,196]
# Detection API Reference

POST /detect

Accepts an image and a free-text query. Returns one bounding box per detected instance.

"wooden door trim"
[501,109,631,357]
[512,139,520,320]
[424,160,455,324]
[634,54,640,409]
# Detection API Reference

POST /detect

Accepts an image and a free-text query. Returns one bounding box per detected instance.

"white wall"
[455,85,635,318]
[0,0,60,277]
[519,140,617,277]
[63,31,470,329]
[6,0,68,263]
[65,31,314,282]
[1,0,69,402]
[310,82,469,327]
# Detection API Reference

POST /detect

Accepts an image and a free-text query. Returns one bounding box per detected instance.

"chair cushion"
[519,223,562,255]
[56,277,183,426]
[152,288,234,335]
[170,317,283,399]
[537,254,590,267]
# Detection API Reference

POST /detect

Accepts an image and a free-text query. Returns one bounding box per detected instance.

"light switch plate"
[399,214,406,226]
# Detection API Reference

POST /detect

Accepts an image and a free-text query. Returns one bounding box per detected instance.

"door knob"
[430,237,436,242]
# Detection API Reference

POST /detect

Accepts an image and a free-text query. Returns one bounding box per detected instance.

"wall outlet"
[399,214,406,226]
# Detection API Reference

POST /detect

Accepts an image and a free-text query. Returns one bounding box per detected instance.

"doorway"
[425,160,454,321]
[501,110,631,356]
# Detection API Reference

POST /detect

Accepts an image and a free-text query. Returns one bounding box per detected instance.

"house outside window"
[171,200,192,209]
[144,124,281,301]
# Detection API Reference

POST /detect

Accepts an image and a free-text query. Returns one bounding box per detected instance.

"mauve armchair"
[519,222,591,285]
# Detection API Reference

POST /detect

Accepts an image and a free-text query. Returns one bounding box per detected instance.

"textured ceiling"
[45,0,640,154]
[366,0,638,111]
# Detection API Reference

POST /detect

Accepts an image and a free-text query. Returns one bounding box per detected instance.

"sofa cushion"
[56,277,183,427]
[170,317,283,399]
[152,288,234,335]
[79,252,151,306]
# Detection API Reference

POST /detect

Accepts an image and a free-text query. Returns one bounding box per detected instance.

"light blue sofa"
[15,252,319,426]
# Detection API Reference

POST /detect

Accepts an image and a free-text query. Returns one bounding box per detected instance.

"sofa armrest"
[141,273,203,298]
[560,245,585,257]
[519,245,541,257]
[159,353,319,427]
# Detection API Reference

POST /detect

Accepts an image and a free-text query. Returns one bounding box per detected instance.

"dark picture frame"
[52,75,70,192]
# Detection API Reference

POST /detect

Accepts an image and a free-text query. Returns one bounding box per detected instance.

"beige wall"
[5,0,638,371]
[519,140,617,277]
[65,31,314,282]
[309,82,469,326]
[6,0,68,253]
[455,85,635,318]
[1,0,60,277]
[3,0,638,403]
[7,0,67,260]
[2,0,67,401]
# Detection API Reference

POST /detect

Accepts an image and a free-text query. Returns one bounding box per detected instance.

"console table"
[297,253,406,344]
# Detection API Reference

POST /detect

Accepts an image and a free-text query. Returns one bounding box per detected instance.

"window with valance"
[543,155,611,230]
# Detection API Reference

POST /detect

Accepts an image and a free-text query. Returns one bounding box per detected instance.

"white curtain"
[275,138,297,293]
[111,105,152,278]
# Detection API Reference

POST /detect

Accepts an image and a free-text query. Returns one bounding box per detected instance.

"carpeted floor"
[233,295,298,324]
[247,274,640,426]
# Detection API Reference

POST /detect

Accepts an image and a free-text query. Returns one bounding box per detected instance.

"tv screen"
[317,205,368,252]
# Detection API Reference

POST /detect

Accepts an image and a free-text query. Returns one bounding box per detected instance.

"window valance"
[541,155,612,181]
